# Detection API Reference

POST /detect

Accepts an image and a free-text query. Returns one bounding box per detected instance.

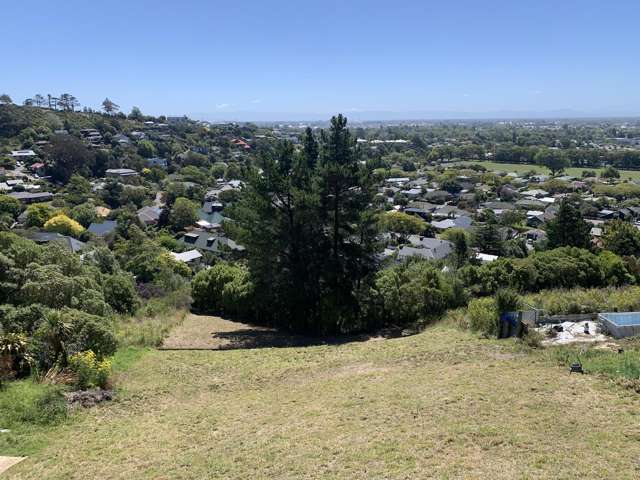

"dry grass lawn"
[5,315,640,479]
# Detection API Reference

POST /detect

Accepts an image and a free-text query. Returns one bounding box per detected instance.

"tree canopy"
[227,115,378,334]
[546,199,591,249]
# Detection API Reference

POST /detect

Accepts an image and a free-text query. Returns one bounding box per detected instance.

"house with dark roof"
[401,236,454,261]
[9,191,53,204]
[403,207,430,221]
[177,229,244,255]
[26,232,86,253]
[431,216,473,231]
[481,201,516,212]
[394,237,453,262]
[137,206,162,226]
[433,205,466,219]
[147,157,168,169]
[425,190,453,204]
[87,220,118,237]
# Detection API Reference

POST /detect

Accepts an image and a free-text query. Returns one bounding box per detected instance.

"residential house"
[524,229,547,242]
[398,236,454,261]
[475,252,499,263]
[520,189,549,198]
[433,205,465,219]
[598,209,617,220]
[137,206,162,226]
[386,177,411,187]
[10,150,37,159]
[425,190,453,204]
[147,157,168,169]
[403,207,430,221]
[105,168,138,178]
[403,188,422,199]
[87,220,118,238]
[177,229,244,255]
[529,175,550,183]
[431,216,473,231]
[112,133,130,145]
[8,191,53,204]
[526,210,546,227]
[397,245,449,261]
[516,198,546,210]
[30,162,46,176]
[26,232,86,253]
[170,250,203,266]
[80,129,102,144]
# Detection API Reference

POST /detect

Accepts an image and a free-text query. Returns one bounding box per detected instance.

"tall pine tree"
[228,115,378,334]
[547,198,591,249]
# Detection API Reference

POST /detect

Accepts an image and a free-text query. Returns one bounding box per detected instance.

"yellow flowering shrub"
[44,214,85,237]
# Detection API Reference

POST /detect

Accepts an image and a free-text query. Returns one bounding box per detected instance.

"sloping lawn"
[4,318,640,479]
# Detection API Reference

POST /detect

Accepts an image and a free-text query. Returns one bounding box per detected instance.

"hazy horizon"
[188,108,640,124]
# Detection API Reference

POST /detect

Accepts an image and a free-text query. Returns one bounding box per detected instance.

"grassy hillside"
[4,315,640,479]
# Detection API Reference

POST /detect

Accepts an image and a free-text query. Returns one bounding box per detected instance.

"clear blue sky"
[3,0,640,120]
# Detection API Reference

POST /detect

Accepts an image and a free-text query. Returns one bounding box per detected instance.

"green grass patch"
[452,160,640,180]
[0,380,67,427]
[548,342,640,383]
[0,380,69,456]
[110,346,149,372]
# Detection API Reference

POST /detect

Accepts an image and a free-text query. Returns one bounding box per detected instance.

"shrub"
[521,329,543,349]
[379,211,427,237]
[603,220,640,257]
[0,304,48,335]
[103,273,139,314]
[466,297,497,337]
[70,203,97,227]
[460,247,632,295]
[44,213,85,237]
[0,194,21,218]
[495,288,520,314]
[373,259,453,325]
[68,350,112,390]
[191,262,253,316]
[21,263,105,310]
[25,204,54,227]
[524,286,640,315]
[64,309,117,359]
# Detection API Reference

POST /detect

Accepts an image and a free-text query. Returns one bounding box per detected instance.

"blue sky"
[3,0,640,120]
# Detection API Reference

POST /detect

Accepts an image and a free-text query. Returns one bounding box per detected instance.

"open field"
[451,160,640,180]
[4,315,640,479]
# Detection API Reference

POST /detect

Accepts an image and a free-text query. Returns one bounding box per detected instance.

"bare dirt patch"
[160,314,316,350]
[0,457,25,475]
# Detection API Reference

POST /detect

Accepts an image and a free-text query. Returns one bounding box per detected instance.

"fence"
[537,313,597,325]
